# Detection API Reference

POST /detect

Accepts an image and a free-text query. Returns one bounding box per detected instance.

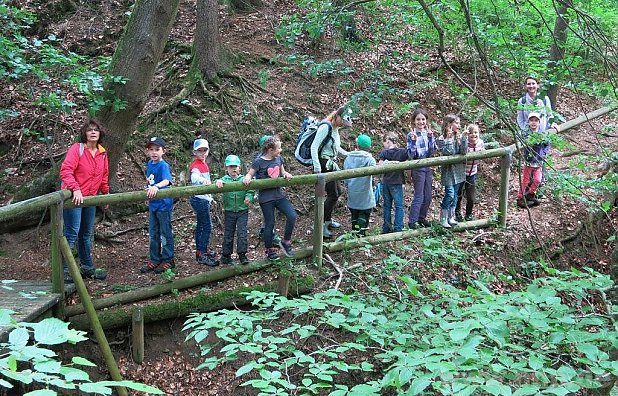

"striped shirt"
[465,139,485,176]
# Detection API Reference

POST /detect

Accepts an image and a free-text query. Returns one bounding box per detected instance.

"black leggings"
[320,159,341,221]
[456,177,476,217]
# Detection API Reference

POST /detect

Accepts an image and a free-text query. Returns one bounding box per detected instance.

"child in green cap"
[343,134,376,236]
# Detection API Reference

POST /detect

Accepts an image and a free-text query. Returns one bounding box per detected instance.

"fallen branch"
[324,253,343,290]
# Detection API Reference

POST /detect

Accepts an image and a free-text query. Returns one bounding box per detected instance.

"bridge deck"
[0,280,64,341]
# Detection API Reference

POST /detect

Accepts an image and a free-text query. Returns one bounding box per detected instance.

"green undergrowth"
[185,265,618,395]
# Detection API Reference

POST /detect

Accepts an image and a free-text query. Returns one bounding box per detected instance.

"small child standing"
[406,108,437,229]
[378,132,409,233]
[243,136,297,261]
[141,137,175,274]
[436,114,468,228]
[517,112,550,208]
[189,138,219,266]
[344,134,377,236]
[216,155,254,265]
[456,124,485,221]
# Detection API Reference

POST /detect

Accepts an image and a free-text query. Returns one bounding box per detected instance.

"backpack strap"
[316,121,333,156]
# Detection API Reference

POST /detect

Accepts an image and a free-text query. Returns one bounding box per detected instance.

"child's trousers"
[518,165,542,198]
[222,210,249,257]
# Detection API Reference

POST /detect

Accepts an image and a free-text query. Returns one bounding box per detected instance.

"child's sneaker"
[140,261,158,273]
[81,267,108,280]
[265,248,280,261]
[220,255,232,265]
[272,233,282,246]
[154,260,175,274]
[278,240,295,257]
[238,253,250,265]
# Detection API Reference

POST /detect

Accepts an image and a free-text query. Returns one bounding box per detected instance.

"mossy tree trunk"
[97,0,181,191]
[194,0,222,81]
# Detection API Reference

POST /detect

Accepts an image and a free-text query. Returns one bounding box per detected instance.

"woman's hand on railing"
[72,190,84,206]
[215,180,224,188]
[242,175,252,185]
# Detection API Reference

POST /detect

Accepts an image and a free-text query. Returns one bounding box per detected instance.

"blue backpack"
[294,116,333,166]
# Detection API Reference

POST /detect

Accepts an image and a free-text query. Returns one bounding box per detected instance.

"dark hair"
[79,119,106,144]
[410,108,429,124]
[524,76,540,85]
[261,135,281,154]
[441,113,460,138]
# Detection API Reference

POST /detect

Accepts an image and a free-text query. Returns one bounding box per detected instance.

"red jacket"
[60,143,110,196]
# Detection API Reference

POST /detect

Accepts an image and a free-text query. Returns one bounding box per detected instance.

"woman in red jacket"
[60,119,109,282]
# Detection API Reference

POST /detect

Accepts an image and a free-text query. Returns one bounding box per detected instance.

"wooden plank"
[0,280,63,340]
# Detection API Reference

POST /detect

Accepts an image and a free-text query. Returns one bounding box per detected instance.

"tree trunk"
[547,1,570,107]
[195,0,222,81]
[97,0,181,190]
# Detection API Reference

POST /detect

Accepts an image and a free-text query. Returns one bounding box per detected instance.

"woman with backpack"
[59,119,110,283]
[310,106,352,239]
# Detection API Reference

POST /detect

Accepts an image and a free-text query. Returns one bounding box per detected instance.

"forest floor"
[0,0,617,394]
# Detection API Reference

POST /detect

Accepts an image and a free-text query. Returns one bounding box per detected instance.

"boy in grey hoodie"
[343,134,376,236]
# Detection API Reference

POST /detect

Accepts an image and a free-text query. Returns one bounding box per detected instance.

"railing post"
[313,174,326,271]
[498,151,512,228]
[50,198,64,297]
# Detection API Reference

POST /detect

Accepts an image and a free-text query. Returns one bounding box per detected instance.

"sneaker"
[328,220,342,229]
[272,234,282,246]
[238,253,250,265]
[64,273,74,284]
[220,255,232,265]
[198,251,220,266]
[516,198,527,208]
[81,268,107,281]
[455,213,464,222]
[418,219,431,228]
[407,222,419,230]
[464,214,474,221]
[265,248,280,261]
[154,261,175,274]
[141,261,158,273]
[278,240,295,257]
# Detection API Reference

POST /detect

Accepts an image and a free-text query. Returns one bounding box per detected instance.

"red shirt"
[60,143,110,196]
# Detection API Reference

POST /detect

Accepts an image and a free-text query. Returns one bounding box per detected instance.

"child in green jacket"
[215,155,254,265]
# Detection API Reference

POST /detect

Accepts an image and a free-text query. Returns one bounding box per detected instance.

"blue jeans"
[63,206,96,273]
[441,183,462,210]
[149,209,174,264]
[190,197,212,254]
[408,167,433,224]
[260,198,297,248]
[382,183,404,232]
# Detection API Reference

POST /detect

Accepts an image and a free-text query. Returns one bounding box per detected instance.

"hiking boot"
[407,222,419,230]
[418,219,431,228]
[265,248,280,261]
[81,268,108,281]
[198,253,220,267]
[328,219,342,229]
[220,255,232,265]
[516,198,527,208]
[238,253,250,265]
[141,261,158,273]
[525,193,540,207]
[154,260,175,274]
[455,212,464,222]
[278,239,295,257]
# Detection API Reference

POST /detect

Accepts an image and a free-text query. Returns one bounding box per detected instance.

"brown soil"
[1,0,617,394]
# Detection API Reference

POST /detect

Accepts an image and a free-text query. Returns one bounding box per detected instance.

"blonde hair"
[466,124,480,135]
[261,135,281,154]
[383,132,399,145]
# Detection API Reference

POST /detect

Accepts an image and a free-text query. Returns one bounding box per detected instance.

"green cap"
[224,154,241,167]
[258,135,271,146]
[356,134,371,149]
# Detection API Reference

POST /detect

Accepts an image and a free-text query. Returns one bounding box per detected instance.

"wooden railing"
[0,105,615,295]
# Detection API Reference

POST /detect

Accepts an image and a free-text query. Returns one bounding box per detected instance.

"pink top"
[60,143,110,196]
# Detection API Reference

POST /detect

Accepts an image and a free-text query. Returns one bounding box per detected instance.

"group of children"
[140,79,555,273]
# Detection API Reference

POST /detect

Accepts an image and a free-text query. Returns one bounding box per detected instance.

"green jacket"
[218,174,254,212]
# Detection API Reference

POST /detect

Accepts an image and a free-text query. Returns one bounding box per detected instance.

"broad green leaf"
[32,318,70,345]
[0,309,15,326]
[71,356,96,367]
[33,359,61,374]
[8,327,29,349]
[406,375,432,395]
[24,390,56,396]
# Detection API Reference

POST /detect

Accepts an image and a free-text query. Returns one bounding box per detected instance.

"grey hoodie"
[343,150,377,210]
